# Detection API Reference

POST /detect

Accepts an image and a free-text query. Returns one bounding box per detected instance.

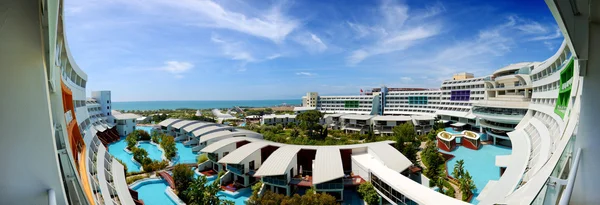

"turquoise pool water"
[173,143,197,164]
[138,142,164,161]
[107,138,140,172]
[132,179,176,205]
[445,127,463,134]
[442,145,512,204]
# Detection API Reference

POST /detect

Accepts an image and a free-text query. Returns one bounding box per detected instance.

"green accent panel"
[344,100,360,108]
[408,96,428,105]
[554,58,574,118]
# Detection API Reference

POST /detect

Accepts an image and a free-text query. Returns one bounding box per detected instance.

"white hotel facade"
[1,0,599,205]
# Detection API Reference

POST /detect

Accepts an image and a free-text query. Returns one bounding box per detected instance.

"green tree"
[134,129,151,141]
[172,164,194,193]
[290,129,300,138]
[459,171,476,201]
[132,148,148,164]
[247,181,263,205]
[125,134,138,150]
[452,159,465,180]
[436,168,446,194]
[296,110,324,138]
[160,135,177,159]
[197,153,208,164]
[358,182,380,205]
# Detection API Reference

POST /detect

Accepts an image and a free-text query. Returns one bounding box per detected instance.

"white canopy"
[312,147,344,184]
[451,122,466,127]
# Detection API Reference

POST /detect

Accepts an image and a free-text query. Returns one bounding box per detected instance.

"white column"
[573,24,600,204]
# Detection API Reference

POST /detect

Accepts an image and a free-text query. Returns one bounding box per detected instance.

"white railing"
[48,189,56,205]
[65,110,73,125]
[558,148,582,205]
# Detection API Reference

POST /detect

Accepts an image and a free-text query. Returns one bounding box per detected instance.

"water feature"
[442,145,512,204]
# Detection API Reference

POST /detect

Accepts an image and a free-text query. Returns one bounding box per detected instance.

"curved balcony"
[472,106,527,123]
[479,119,517,131]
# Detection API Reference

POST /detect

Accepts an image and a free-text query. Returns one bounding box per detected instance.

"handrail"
[48,189,56,205]
[558,148,582,205]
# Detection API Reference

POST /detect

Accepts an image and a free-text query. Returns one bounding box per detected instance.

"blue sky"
[64,0,562,101]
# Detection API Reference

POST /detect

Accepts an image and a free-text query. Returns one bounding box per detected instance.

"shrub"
[160,135,177,159]
[172,164,194,193]
[132,147,148,164]
[125,134,138,150]
[197,153,208,164]
[358,182,380,205]
[126,174,148,184]
[136,129,151,141]
[142,160,169,172]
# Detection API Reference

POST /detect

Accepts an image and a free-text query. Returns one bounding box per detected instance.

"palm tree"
[453,159,465,180]
[436,168,446,194]
[459,171,476,201]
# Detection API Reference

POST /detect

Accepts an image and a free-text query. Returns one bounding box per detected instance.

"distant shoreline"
[112,99,302,111]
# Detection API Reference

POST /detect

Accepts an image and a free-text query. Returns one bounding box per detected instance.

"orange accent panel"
[61,80,94,204]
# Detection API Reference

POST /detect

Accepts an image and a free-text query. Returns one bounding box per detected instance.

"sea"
[112,99,302,111]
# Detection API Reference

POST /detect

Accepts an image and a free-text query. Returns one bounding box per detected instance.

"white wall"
[0,1,68,204]
[241,151,262,173]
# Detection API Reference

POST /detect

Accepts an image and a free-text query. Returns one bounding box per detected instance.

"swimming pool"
[442,145,512,204]
[138,142,164,161]
[107,138,141,172]
[131,179,178,205]
[444,127,463,134]
[173,143,197,164]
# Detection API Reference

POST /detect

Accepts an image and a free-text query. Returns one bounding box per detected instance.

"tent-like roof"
[113,113,141,120]
[411,115,435,121]
[198,130,233,144]
[368,143,412,172]
[182,122,212,133]
[218,141,273,164]
[171,120,196,129]
[371,115,411,121]
[200,137,259,153]
[263,114,297,119]
[254,146,302,177]
[351,153,468,205]
[451,122,466,127]
[158,119,182,127]
[192,125,227,137]
[340,114,374,120]
[312,147,344,184]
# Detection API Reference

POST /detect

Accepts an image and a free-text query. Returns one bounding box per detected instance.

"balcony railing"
[531,135,579,205]
[315,182,343,190]
[207,153,218,162]
[263,176,288,186]
[227,164,245,175]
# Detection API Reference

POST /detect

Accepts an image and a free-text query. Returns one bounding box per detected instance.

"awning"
[450,122,466,127]
[438,120,449,123]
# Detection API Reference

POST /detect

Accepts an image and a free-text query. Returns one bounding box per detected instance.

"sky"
[64,0,563,101]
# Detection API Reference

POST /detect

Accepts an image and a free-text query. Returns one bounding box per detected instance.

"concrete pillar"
[573,23,600,204]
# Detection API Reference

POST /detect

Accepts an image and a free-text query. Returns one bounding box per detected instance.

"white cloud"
[400,77,413,82]
[211,35,256,63]
[163,0,300,43]
[346,1,442,65]
[348,26,439,65]
[529,28,562,41]
[160,61,193,77]
[293,32,328,53]
[267,54,283,60]
[296,72,317,76]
